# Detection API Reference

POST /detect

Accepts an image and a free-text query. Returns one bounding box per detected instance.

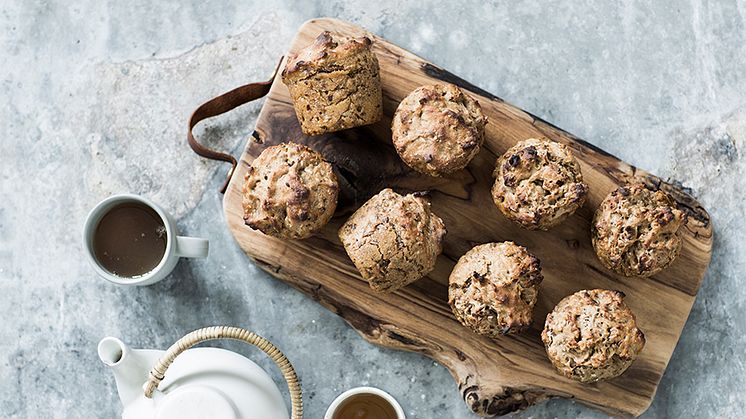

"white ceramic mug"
[324,386,406,419]
[83,194,209,286]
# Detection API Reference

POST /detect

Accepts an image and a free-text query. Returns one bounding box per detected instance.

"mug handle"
[175,236,209,258]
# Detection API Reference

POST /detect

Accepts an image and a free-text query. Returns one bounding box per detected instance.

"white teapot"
[98,326,302,419]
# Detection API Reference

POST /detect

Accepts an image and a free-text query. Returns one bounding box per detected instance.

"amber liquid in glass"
[333,393,398,419]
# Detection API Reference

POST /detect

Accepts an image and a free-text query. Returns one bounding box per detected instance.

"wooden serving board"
[222,18,712,417]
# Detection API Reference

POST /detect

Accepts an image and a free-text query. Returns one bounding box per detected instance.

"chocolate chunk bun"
[391,83,487,177]
[281,31,382,136]
[592,183,687,277]
[338,188,446,293]
[542,289,645,383]
[491,138,588,230]
[448,242,543,337]
[242,143,338,239]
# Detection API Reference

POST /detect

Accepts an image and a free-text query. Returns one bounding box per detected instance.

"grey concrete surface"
[1,1,745,418]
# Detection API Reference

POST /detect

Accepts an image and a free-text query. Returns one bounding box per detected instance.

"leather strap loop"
[187,57,283,193]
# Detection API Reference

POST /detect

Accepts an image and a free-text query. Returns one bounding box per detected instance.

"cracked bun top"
[242,142,338,239]
[592,183,687,277]
[392,83,487,177]
[338,188,446,293]
[541,289,645,383]
[282,31,373,77]
[281,31,382,136]
[491,138,588,230]
[448,242,543,337]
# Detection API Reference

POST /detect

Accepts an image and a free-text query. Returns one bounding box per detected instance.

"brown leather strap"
[188,57,283,193]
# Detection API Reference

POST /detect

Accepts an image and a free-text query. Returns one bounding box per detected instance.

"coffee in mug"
[93,202,168,277]
[83,194,209,286]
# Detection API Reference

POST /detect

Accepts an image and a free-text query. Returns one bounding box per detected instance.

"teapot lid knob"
[154,385,237,419]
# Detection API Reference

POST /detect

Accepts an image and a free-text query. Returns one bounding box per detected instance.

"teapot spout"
[98,337,161,407]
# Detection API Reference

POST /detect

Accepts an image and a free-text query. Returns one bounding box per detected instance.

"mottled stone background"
[1,1,744,418]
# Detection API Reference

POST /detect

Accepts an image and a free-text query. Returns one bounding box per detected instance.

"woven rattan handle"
[143,326,302,419]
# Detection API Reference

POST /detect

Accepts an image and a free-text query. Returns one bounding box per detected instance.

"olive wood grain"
[221,18,712,417]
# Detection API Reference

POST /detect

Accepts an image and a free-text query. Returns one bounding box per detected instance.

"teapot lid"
[115,327,301,419]
[154,385,237,419]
